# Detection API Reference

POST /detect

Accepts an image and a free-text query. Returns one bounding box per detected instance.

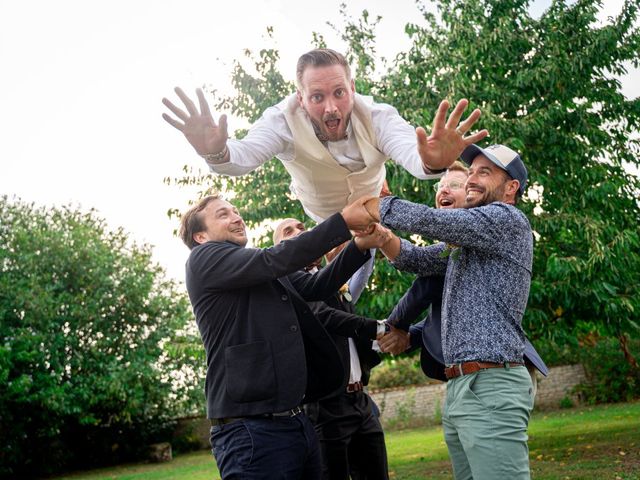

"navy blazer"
[186,213,371,419]
[388,276,549,382]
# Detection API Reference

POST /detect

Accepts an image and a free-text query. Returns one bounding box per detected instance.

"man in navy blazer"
[180,194,385,480]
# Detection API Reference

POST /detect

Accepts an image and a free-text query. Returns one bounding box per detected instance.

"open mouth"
[325,118,340,131]
[438,198,454,207]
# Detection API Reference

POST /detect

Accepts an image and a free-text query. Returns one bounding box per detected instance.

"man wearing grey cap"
[343,144,535,479]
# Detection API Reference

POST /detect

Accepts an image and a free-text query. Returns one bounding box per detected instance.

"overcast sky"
[1,0,637,283]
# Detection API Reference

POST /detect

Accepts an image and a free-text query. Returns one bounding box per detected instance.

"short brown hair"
[447,160,469,175]
[296,48,351,88]
[179,194,221,250]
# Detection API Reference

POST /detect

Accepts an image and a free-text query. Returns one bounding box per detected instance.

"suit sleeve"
[187,213,351,291]
[309,302,378,340]
[408,319,426,351]
[288,240,370,301]
[387,276,440,331]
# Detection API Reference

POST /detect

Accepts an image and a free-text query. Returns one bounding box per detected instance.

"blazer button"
[290,325,298,332]
[281,294,288,301]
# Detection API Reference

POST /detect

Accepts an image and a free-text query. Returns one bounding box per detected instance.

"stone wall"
[370,382,446,425]
[533,364,586,408]
[172,415,212,450]
[370,364,587,425]
[175,364,587,448]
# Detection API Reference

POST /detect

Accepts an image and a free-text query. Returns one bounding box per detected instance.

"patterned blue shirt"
[380,197,533,365]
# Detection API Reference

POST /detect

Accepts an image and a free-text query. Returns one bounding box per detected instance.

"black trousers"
[306,391,389,480]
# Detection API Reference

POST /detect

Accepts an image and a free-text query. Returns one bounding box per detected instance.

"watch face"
[342,291,352,303]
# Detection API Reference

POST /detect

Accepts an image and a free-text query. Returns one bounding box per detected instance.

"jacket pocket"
[225,341,276,403]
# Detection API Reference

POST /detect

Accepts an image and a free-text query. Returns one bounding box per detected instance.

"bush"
[574,336,640,404]
[559,395,574,409]
[369,352,435,391]
[528,331,581,367]
[0,197,204,478]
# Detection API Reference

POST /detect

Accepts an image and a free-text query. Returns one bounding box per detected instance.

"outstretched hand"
[418,99,489,172]
[162,87,229,159]
[378,325,410,355]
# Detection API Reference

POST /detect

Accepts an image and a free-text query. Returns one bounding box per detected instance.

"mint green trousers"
[442,366,534,480]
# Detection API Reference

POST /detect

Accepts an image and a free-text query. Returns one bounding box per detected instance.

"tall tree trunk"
[619,333,639,372]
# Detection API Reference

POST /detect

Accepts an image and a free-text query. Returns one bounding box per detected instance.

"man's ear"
[296,90,303,107]
[193,231,208,245]
[506,179,520,198]
[350,78,356,93]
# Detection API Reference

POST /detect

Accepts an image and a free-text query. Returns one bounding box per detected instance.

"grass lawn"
[51,401,640,480]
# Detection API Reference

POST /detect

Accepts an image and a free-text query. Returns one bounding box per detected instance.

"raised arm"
[375,99,487,177]
[162,87,229,160]
[163,88,289,176]
[187,213,351,291]
[379,197,531,261]
[309,302,379,340]
[416,99,488,173]
[288,241,370,301]
[289,223,394,301]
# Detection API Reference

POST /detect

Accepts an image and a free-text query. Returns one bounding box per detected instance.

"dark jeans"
[307,391,389,480]
[210,413,322,480]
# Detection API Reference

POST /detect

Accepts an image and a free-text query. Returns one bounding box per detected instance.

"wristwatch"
[376,320,391,337]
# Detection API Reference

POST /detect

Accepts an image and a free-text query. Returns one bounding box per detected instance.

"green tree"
[0,196,203,477]
[375,0,640,371]
[168,0,640,373]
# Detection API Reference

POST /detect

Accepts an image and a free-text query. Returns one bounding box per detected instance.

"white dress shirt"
[206,94,438,216]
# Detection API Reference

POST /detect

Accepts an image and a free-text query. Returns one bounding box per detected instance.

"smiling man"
[162,48,487,222]
[343,144,536,480]
[180,194,385,479]
[434,161,468,208]
[379,159,548,386]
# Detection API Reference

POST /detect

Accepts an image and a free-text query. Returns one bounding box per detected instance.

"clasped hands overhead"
[342,196,409,356]
[341,196,382,234]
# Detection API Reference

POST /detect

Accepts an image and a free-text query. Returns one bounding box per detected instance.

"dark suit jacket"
[389,276,549,382]
[186,213,370,419]
[309,292,382,391]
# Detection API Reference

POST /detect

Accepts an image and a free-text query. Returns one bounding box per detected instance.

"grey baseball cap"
[461,144,528,195]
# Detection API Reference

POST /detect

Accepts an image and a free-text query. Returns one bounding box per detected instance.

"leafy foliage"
[168,1,640,371]
[367,0,640,350]
[368,352,434,390]
[574,335,640,403]
[0,196,203,477]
